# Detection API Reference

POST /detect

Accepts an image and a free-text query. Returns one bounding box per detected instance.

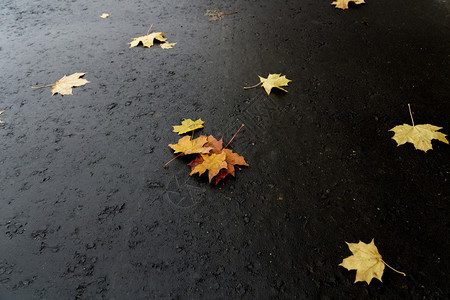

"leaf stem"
[408,103,415,127]
[224,124,245,149]
[243,82,262,90]
[381,259,406,276]
[31,84,53,89]
[146,24,154,35]
[163,153,184,168]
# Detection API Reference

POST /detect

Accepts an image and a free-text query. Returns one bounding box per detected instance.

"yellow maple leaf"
[190,151,227,183]
[160,42,177,49]
[259,74,291,95]
[389,104,448,152]
[168,136,212,155]
[340,239,406,284]
[245,74,291,95]
[339,239,385,284]
[173,119,204,135]
[51,73,89,95]
[100,13,110,18]
[390,124,448,152]
[0,110,4,124]
[32,73,89,95]
[129,32,167,48]
[331,0,365,10]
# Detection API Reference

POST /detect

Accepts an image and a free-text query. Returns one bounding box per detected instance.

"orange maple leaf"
[189,148,249,184]
[168,135,212,154]
[187,155,204,169]
[214,149,248,184]
[167,125,248,184]
[205,135,223,153]
[190,151,227,183]
[186,135,223,169]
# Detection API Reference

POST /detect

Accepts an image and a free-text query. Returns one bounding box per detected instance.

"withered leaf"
[214,149,248,184]
[205,10,237,20]
[205,135,223,153]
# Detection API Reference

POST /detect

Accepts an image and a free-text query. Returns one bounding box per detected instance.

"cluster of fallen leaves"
[24,12,447,156]
[168,119,248,185]
[1,6,444,289]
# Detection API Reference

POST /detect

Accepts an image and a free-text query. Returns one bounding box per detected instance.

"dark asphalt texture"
[1,0,449,299]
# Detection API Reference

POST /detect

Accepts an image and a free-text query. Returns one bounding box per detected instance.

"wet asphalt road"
[0,0,449,299]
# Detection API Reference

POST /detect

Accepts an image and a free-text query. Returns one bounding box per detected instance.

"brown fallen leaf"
[214,149,249,185]
[205,9,237,20]
[340,239,405,284]
[0,110,4,124]
[205,135,223,153]
[187,155,204,170]
[331,0,365,10]
[390,104,448,152]
[31,73,89,95]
